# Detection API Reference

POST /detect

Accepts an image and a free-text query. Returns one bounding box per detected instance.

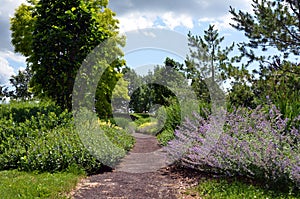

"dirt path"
[71,133,202,199]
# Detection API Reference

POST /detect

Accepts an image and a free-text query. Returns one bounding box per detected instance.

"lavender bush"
[166,105,300,190]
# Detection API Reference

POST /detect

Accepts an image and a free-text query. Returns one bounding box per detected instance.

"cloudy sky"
[109,0,251,32]
[0,0,252,85]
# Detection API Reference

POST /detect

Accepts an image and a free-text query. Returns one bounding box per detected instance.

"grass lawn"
[0,169,84,199]
[187,178,300,199]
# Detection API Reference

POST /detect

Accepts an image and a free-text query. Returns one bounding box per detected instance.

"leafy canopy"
[10,0,125,111]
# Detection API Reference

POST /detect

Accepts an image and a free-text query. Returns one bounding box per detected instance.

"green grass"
[0,169,84,199]
[191,178,300,199]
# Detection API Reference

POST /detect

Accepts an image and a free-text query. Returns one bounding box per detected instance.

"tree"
[11,0,124,110]
[230,0,300,119]
[126,61,184,113]
[186,25,234,102]
[10,0,37,58]
[230,0,300,61]
[95,62,128,119]
[0,86,6,101]
[128,68,175,113]
[7,66,33,100]
[187,25,234,82]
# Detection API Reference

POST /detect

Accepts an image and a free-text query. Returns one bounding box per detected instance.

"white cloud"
[142,31,157,38]
[0,0,27,51]
[161,12,194,30]
[110,0,253,32]
[117,11,194,32]
[118,12,157,32]
[0,0,27,17]
[0,57,15,85]
[198,13,235,31]
[0,50,26,63]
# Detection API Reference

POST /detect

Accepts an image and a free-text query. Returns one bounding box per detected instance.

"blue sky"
[0,0,253,86]
[108,0,252,72]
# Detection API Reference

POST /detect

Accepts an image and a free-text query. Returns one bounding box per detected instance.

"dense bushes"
[166,104,300,191]
[156,102,181,145]
[0,101,134,173]
[156,100,211,145]
[0,101,64,123]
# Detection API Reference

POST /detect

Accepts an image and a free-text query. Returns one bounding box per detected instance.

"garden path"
[71,133,202,199]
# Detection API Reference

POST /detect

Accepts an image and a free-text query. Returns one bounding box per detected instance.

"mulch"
[71,134,207,199]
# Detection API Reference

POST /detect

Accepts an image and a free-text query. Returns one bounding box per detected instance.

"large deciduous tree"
[11,0,124,110]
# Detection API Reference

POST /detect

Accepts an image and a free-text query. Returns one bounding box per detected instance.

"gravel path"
[71,133,202,199]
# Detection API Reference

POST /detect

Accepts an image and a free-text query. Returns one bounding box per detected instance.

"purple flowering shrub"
[166,105,300,189]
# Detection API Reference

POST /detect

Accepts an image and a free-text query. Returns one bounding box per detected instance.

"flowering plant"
[166,105,300,190]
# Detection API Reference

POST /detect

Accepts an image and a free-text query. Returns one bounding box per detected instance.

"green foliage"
[10,1,37,57]
[186,25,234,104]
[228,1,300,120]
[252,62,300,121]
[136,121,160,135]
[131,114,151,126]
[0,101,134,173]
[11,0,124,111]
[0,169,83,199]
[0,100,64,123]
[227,82,256,110]
[187,25,234,82]
[157,129,175,146]
[74,108,134,168]
[95,66,128,120]
[194,178,300,199]
[227,62,300,121]
[1,66,33,101]
[102,123,135,152]
[0,110,100,173]
[113,116,132,129]
[230,0,300,59]
[125,64,181,113]
[156,101,181,145]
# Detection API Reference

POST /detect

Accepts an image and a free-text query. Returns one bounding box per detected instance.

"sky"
[0,0,253,86]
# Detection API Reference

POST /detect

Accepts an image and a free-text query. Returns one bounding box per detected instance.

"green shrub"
[0,110,101,173]
[133,116,151,127]
[113,117,137,133]
[113,117,131,129]
[137,120,162,135]
[0,102,135,173]
[102,124,135,151]
[157,129,175,146]
[0,100,63,123]
[156,102,181,145]
[74,108,135,168]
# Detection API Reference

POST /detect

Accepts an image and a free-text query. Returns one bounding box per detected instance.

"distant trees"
[0,66,32,101]
[125,61,179,113]
[7,66,33,101]
[0,86,6,101]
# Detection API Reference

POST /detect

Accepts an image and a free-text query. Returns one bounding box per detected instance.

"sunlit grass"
[0,169,84,199]
[190,178,300,199]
